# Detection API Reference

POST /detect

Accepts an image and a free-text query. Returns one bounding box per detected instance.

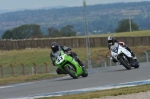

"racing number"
[57,56,63,62]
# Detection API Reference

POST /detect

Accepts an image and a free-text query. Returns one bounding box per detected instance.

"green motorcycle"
[55,51,88,79]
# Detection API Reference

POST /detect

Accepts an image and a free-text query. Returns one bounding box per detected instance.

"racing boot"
[77,59,85,71]
[126,47,137,60]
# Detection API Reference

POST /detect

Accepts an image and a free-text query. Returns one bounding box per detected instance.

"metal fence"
[0,36,150,50]
[0,63,56,78]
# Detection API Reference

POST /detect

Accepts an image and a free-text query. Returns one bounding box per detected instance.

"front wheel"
[134,60,140,68]
[119,57,131,70]
[64,65,78,79]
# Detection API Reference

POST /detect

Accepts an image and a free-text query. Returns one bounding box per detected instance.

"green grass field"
[0,49,51,66]
[0,46,149,67]
[51,30,150,39]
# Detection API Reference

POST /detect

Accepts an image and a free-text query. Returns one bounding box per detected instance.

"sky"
[0,0,149,10]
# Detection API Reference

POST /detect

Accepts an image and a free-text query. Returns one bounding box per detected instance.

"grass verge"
[37,84,150,99]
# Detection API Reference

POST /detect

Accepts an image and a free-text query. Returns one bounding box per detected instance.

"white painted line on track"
[0,86,13,89]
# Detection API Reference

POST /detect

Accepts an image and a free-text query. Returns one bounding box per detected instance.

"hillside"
[0,1,150,36]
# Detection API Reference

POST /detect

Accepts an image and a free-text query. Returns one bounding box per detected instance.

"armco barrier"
[0,36,150,50]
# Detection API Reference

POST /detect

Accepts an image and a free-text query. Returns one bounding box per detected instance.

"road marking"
[0,86,13,89]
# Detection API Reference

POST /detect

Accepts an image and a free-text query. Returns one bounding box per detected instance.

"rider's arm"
[61,46,72,53]
[118,41,126,47]
[114,39,119,43]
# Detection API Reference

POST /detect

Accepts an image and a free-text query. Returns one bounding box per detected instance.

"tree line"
[2,19,139,39]
[2,24,77,39]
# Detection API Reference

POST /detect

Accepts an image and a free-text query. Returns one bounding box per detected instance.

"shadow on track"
[105,67,140,73]
[55,77,75,81]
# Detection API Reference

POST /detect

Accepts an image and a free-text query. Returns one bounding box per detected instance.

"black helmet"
[107,36,114,45]
[51,42,59,52]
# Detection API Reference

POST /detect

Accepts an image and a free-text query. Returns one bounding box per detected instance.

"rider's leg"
[126,47,137,59]
[111,57,117,63]
[76,58,84,66]
[77,58,86,70]
[71,52,85,70]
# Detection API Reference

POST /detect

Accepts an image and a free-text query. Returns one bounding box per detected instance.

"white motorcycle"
[110,43,139,70]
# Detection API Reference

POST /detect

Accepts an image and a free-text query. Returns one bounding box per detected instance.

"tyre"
[134,64,139,68]
[81,70,88,77]
[64,65,78,79]
[119,57,131,70]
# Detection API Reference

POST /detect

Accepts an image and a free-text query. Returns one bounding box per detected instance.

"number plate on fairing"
[55,55,64,64]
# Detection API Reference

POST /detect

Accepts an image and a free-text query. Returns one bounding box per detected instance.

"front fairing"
[55,52,66,65]
[111,43,119,59]
[111,44,132,59]
[55,51,83,75]
[118,46,132,58]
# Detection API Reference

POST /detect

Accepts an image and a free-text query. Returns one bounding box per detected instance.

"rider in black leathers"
[50,42,85,74]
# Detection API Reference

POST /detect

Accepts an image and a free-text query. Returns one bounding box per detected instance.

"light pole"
[129,14,132,32]
[83,0,92,69]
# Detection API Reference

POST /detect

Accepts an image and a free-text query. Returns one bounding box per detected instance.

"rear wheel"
[119,57,131,70]
[64,65,78,79]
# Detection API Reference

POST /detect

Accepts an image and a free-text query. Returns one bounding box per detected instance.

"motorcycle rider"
[107,36,137,64]
[50,42,85,74]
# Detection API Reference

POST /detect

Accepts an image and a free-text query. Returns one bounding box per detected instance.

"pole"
[83,0,92,69]
[44,62,48,73]
[0,65,3,77]
[143,50,149,62]
[10,64,14,76]
[21,63,25,75]
[129,14,132,32]
[33,63,36,74]
[98,55,107,67]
